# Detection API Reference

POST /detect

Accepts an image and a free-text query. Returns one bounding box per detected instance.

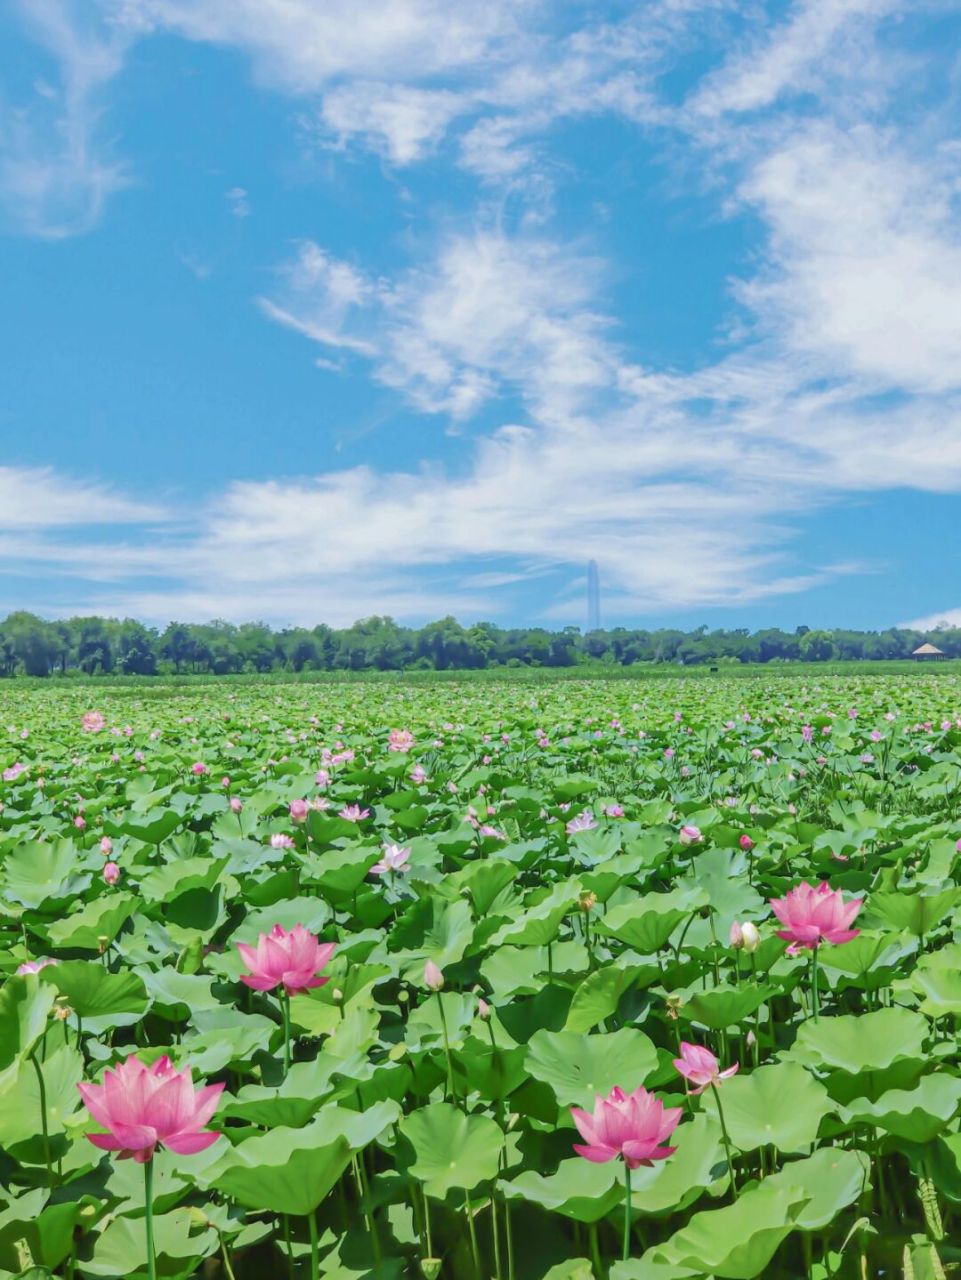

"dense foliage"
[2,611,961,676]
[2,673,961,1279]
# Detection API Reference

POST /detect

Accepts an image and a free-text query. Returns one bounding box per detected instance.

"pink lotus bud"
[289,798,309,823]
[192,762,208,776]
[221,776,231,788]
[678,824,702,846]
[738,834,754,850]
[103,862,121,886]
[74,815,87,831]
[477,998,491,1020]
[424,960,444,992]
[230,797,243,813]
[730,921,745,949]
[100,836,113,856]
[741,922,761,953]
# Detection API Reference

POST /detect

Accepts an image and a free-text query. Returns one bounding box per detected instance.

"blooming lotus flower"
[770,881,862,951]
[2,761,24,782]
[191,761,208,776]
[410,764,428,784]
[103,862,121,886]
[371,843,411,875]
[237,924,335,996]
[566,810,597,835]
[77,1055,222,1162]
[16,958,57,975]
[338,804,370,822]
[678,824,702,846]
[82,711,106,733]
[673,1043,738,1095]
[572,1086,681,1169]
[388,728,415,753]
[605,804,625,818]
[269,833,295,849]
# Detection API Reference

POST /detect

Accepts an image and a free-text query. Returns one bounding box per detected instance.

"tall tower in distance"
[587,559,601,631]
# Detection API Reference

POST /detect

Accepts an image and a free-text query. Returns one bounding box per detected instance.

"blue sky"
[2,0,961,632]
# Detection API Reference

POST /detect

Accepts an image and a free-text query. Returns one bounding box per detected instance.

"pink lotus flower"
[678,824,702,846]
[770,880,863,951]
[566,810,597,835]
[289,798,309,823]
[2,761,24,782]
[237,924,335,996]
[230,797,243,813]
[605,804,625,818]
[738,834,754,850]
[371,843,411,875]
[314,768,330,788]
[100,836,113,856]
[78,1055,222,1163]
[269,833,295,849]
[103,862,121,886]
[82,711,106,733]
[673,1042,739,1095]
[410,764,428,784]
[16,958,57,975]
[572,1085,681,1169]
[388,728,415,753]
[424,960,444,991]
[338,804,370,822]
[191,761,208,776]
[73,815,87,831]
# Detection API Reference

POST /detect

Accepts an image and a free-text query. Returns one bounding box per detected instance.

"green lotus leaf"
[402,1102,503,1197]
[790,1007,926,1074]
[526,1027,658,1108]
[702,1061,833,1153]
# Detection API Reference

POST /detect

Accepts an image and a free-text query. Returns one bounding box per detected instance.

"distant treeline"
[0,612,957,677]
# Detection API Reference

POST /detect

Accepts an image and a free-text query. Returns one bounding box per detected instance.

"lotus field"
[5,675,961,1280]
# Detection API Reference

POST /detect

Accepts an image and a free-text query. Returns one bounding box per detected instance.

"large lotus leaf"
[502,1157,621,1223]
[489,881,581,948]
[141,970,222,1021]
[239,895,333,940]
[115,809,185,845]
[47,893,139,950]
[83,1207,218,1278]
[0,1045,83,1146]
[0,977,56,1089]
[703,1061,832,1153]
[863,887,961,937]
[139,857,229,904]
[526,1027,658,1108]
[306,843,381,895]
[402,1102,503,1197]
[40,962,148,1022]
[685,848,766,932]
[178,1010,277,1074]
[911,966,961,1017]
[162,886,226,945]
[482,944,584,999]
[761,1146,869,1230]
[790,1007,926,1075]
[3,840,88,910]
[0,1188,82,1273]
[596,898,692,954]
[681,984,777,1031]
[630,1113,726,1216]
[563,964,648,1033]
[542,1262,596,1280]
[218,1054,362,1128]
[451,1037,528,1100]
[390,897,476,973]
[639,1179,809,1279]
[844,1074,961,1142]
[208,1102,397,1215]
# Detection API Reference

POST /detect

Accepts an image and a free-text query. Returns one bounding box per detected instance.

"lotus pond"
[3,674,961,1280]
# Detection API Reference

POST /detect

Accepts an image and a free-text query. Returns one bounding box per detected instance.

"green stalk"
[623,1160,633,1261]
[436,992,458,1103]
[589,1222,602,1278]
[465,1191,482,1278]
[308,1210,320,1280]
[710,1083,738,1200]
[29,1051,52,1186]
[491,1182,503,1280]
[144,1158,157,1280]
[281,989,292,1076]
[810,946,820,1023]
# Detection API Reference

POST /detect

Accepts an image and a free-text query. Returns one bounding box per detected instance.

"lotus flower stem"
[810,947,820,1023]
[465,1190,481,1278]
[588,1222,602,1278]
[622,1159,632,1261]
[435,992,457,1103]
[307,1209,320,1280]
[144,1158,157,1280]
[280,990,292,1075]
[710,1083,738,1200]
[490,1182,503,1280]
[282,1214,294,1278]
[28,1051,52,1185]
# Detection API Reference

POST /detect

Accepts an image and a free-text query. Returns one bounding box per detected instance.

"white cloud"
[901,609,961,630]
[0,466,164,530]
[0,0,129,236]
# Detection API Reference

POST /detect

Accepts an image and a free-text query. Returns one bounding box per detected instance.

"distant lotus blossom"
[103,862,121,886]
[230,797,243,813]
[338,804,370,822]
[479,824,507,839]
[310,796,329,811]
[410,764,428,784]
[100,837,113,856]
[859,753,874,764]
[221,776,231,788]
[269,833,295,850]
[371,843,411,875]
[673,1043,739,1095]
[289,798,309,823]
[237,924,335,996]
[678,824,702,846]
[663,748,674,760]
[942,720,953,732]
[74,815,87,830]
[770,881,863,952]
[82,712,106,733]
[3,762,24,782]
[388,729,415,753]
[77,1055,223,1163]
[16,958,57,975]
[314,769,330,788]
[566,810,597,835]
[870,731,882,742]
[191,762,208,776]
[572,1086,681,1169]
[801,725,813,742]
[738,834,754,850]
[605,804,624,818]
